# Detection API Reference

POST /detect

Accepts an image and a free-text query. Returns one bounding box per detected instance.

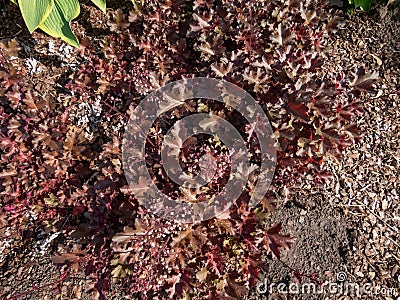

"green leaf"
[18,0,54,32]
[349,0,372,10]
[38,0,80,48]
[44,194,59,206]
[91,0,106,13]
[9,0,18,5]
[354,0,372,10]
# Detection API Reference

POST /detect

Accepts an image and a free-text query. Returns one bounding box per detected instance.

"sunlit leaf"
[91,0,106,13]
[18,0,54,32]
[38,0,80,47]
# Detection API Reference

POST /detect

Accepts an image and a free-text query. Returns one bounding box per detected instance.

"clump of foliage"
[0,0,377,298]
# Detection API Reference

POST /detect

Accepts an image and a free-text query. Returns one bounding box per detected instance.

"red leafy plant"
[0,0,378,298]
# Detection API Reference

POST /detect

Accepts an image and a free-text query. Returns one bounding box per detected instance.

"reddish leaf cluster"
[0,0,377,298]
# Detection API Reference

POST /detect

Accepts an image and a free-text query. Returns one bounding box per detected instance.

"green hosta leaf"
[349,0,372,10]
[91,0,106,13]
[355,0,372,10]
[9,0,18,5]
[38,0,80,48]
[18,0,54,32]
